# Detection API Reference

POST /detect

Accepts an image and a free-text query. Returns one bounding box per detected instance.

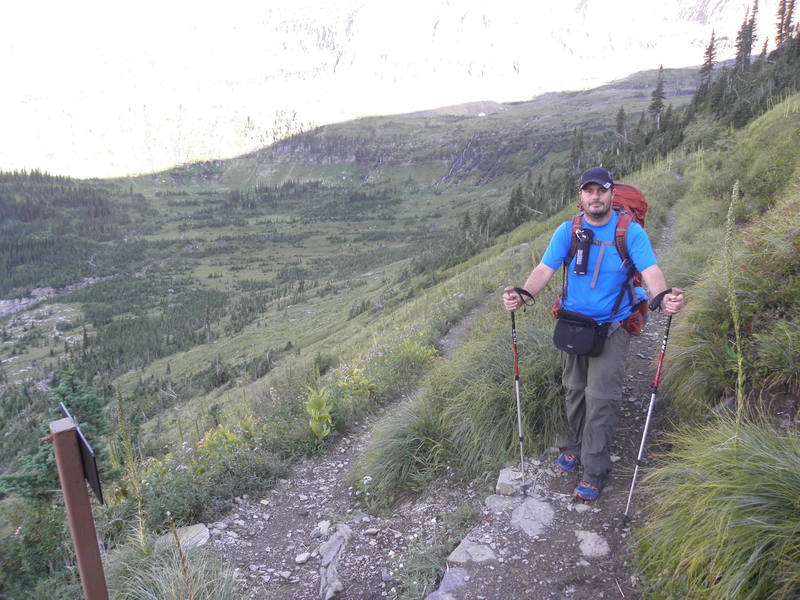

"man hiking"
[503,166,684,500]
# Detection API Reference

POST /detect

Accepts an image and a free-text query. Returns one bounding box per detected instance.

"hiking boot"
[555,453,579,473]
[572,480,601,501]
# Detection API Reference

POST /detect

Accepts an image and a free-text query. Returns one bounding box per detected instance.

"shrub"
[330,364,377,430]
[435,314,563,478]
[353,394,446,508]
[0,497,74,597]
[136,423,287,530]
[305,386,334,440]
[633,418,800,600]
[368,339,439,399]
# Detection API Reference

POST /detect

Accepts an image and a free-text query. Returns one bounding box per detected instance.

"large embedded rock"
[495,467,524,496]
[575,530,611,558]
[484,494,524,513]
[447,539,497,565]
[511,498,555,537]
[156,524,210,549]
[318,524,352,600]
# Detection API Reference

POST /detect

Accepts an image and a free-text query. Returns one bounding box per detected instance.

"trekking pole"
[624,289,674,520]
[507,286,535,497]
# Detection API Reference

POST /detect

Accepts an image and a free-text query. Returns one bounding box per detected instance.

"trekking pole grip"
[649,287,681,312]
[505,286,535,310]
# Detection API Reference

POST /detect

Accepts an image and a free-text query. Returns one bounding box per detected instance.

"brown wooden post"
[50,417,109,600]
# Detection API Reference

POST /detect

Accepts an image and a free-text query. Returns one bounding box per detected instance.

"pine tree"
[783,0,796,43]
[615,105,627,142]
[697,31,717,102]
[648,66,666,130]
[460,211,472,241]
[735,5,757,71]
[777,0,787,46]
[662,104,674,131]
[476,205,492,242]
[760,37,769,60]
[570,128,585,171]
[506,185,525,229]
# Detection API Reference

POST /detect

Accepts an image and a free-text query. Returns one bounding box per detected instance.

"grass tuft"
[633,417,800,600]
[105,531,235,600]
[354,307,563,509]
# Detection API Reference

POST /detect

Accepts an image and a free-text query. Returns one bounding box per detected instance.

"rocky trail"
[420,314,670,600]
[207,215,679,600]
[207,303,489,600]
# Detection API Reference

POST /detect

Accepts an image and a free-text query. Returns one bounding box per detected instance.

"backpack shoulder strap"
[561,213,584,300]
[614,210,632,267]
[613,209,641,310]
[566,213,583,264]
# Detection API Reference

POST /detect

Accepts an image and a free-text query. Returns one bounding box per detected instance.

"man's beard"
[585,202,611,219]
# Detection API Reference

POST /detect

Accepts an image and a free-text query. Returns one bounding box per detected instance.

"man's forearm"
[640,264,669,297]
[521,262,556,297]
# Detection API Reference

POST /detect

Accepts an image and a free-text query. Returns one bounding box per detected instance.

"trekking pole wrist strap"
[512,287,536,306]
[649,289,671,312]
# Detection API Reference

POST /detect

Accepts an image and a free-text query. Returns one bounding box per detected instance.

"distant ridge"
[403,101,510,118]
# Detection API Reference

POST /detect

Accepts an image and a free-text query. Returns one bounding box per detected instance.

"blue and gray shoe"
[572,480,601,501]
[555,453,579,473]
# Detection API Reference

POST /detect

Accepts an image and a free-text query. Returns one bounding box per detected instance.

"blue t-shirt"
[541,212,657,322]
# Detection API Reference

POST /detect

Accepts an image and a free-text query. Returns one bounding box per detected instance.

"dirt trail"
[209,212,678,600]
[208,303,490,599]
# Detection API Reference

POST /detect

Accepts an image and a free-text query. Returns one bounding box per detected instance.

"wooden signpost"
[50,403,108,600]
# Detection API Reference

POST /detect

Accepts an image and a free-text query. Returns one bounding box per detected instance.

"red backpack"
[554,182,650,334]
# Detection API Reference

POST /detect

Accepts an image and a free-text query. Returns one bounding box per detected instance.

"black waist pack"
[553,309,609,356]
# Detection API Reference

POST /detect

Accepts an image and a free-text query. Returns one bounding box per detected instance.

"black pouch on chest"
[552,309,609,356]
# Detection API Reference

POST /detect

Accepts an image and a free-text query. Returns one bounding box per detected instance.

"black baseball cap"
[578,167,614,190]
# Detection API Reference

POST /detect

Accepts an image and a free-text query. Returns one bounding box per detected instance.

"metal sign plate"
[59,403,105,505]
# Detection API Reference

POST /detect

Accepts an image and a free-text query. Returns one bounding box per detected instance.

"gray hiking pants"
[560,326,631,488]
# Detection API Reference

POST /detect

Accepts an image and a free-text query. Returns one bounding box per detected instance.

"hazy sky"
[2,0,772,179]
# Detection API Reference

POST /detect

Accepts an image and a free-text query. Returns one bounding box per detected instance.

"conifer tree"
[760,38,769,59]
[735,4,757,71]
[776,0,787,46]
[648,66,666,130]
[615,105,627,142]
[777,0,796,45]
[506,185,525,229]
[697,31,717,102]
[460,211,472,241]
[570,128,585,171]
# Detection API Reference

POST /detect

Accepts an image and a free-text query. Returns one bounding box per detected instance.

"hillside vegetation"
[0,66,695,473]
[1,13,800,599]
[1,65,696,597]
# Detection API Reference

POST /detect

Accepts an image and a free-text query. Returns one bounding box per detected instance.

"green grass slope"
[660,92,800,417]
